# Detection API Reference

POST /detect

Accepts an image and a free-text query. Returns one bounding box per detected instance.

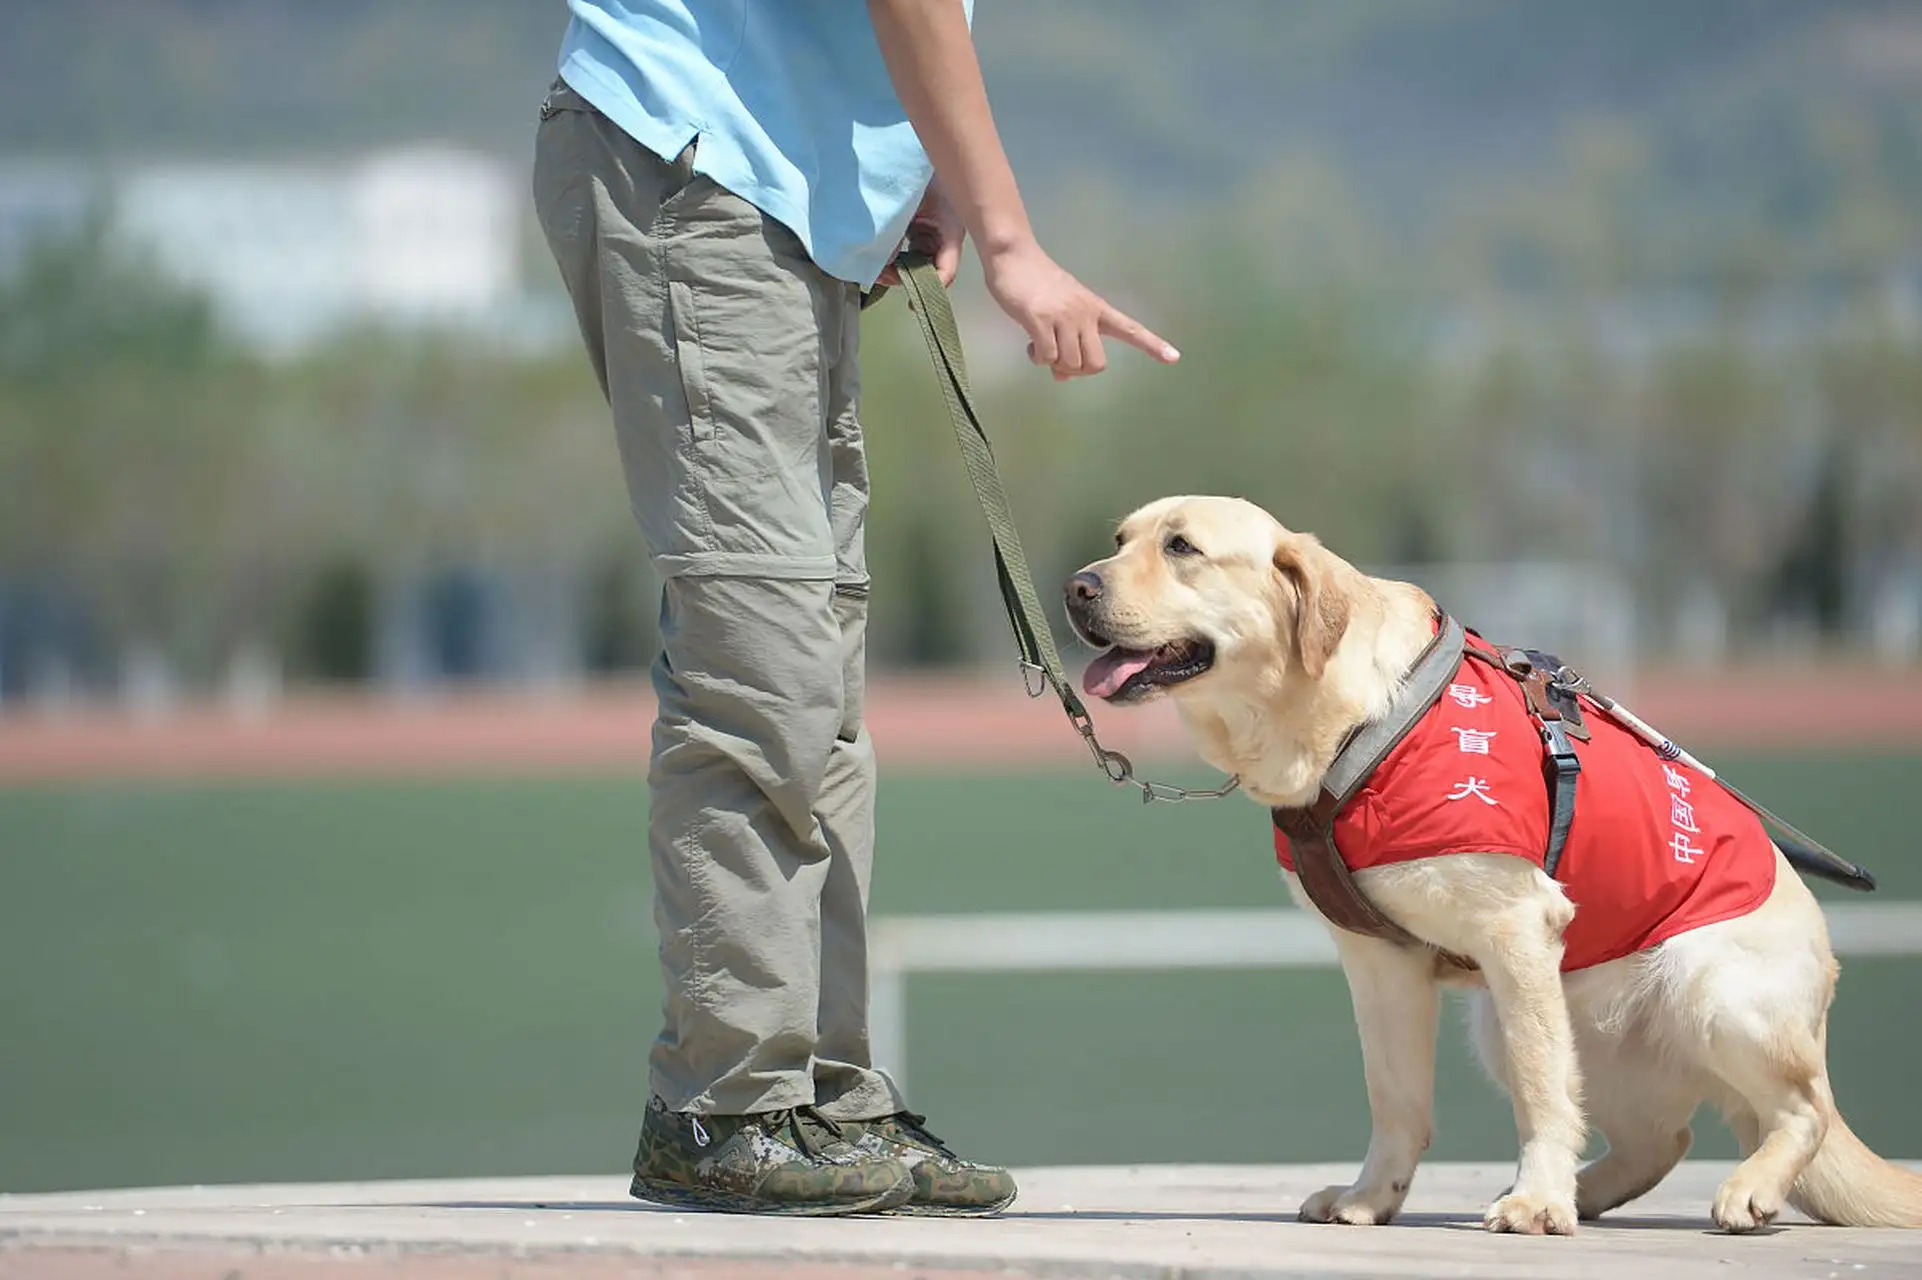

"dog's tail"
[1790,1110,1922,1227]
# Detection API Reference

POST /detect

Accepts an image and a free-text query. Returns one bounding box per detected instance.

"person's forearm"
[867,0,1034,259]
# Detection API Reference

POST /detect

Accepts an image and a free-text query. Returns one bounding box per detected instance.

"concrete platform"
[4,1163,1919,1280]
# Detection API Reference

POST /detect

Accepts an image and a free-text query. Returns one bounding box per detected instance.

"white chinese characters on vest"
[1444,680,1499,807]
[1664,764,1705,863]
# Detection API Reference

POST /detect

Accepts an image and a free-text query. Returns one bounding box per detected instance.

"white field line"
[867,902,1922,1093]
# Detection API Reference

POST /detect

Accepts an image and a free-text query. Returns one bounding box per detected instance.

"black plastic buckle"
[1541,718,1582,778]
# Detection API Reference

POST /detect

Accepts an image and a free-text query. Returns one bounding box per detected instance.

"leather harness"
[1271,614,1587,971]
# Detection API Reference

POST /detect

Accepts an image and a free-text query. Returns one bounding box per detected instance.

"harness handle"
[1559,673,1878,892]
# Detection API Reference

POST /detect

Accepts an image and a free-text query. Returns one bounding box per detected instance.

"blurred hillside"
[10,1,1922,244]
[3,2,1922,706]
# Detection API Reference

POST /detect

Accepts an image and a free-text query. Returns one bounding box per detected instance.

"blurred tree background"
[3,0,1922,701]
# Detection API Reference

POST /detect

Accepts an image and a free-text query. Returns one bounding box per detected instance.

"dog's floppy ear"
[1274,534,1351,680]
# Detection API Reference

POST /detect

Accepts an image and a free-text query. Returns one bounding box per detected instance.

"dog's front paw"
[1483,1189,1578,1236]
[1711,1174,1783,1233]
[1299,1182,1403,1226]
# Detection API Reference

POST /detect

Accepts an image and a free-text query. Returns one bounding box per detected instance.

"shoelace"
[890,1111,956,1157]
[757,1106,844,1160]
[687,1105,844,1158]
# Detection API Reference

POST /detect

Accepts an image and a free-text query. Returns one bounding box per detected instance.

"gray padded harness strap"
[1321,614,1468,808]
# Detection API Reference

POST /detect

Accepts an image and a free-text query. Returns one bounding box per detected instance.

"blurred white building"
[0,148,557,354]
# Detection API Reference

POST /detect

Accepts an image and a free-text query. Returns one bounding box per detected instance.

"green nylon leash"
[892,253,1239,804]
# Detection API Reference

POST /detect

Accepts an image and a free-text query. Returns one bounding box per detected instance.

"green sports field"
[2,755,1918,1194]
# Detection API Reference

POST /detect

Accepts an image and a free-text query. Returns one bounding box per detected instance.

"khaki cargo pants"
[533,80,902,1121]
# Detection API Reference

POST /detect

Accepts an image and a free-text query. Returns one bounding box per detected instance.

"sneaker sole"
[884,1189,1019,1218]
[630,1173,914,1218]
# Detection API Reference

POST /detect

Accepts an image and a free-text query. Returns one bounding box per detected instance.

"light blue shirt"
[559,0,973,288]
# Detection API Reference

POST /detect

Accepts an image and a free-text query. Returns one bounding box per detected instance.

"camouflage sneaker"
[629,1096,914,1217]
[842,1111,1017,1217]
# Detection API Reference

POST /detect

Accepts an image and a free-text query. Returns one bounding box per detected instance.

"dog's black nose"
[1067,571,1103,603]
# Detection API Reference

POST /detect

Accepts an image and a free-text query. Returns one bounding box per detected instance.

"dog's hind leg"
[1704,1034,1829,1231]
[1297,931,1439,1226]
[1696,899,1922,1227]
[1572,1042,1699,1219]
[1464,988,1695,1221]
[1659,861,1837,1231]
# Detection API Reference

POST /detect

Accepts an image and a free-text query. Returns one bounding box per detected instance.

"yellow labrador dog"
[1066,494,1922,1236]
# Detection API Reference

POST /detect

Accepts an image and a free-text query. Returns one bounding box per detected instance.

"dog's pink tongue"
[1083,648,1153,699]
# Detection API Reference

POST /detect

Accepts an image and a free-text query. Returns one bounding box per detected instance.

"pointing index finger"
[1099,303,1180,364]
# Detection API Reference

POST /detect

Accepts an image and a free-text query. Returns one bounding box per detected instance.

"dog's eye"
[1114,532,1125,551]
[1165,534,1200,557]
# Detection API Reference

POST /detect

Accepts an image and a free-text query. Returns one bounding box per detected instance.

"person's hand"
[980,241,1179,380]
[877,182,967,288]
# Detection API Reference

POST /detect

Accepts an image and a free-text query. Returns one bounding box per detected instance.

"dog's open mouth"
[1081,637,1216,701]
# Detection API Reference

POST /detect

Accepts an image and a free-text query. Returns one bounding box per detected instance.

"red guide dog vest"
[1275,639,1777,971]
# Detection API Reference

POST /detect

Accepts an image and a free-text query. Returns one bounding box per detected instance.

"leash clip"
[1097,746,1136,786]
[1066,705,1128,779]
[1067,700,1239,804]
